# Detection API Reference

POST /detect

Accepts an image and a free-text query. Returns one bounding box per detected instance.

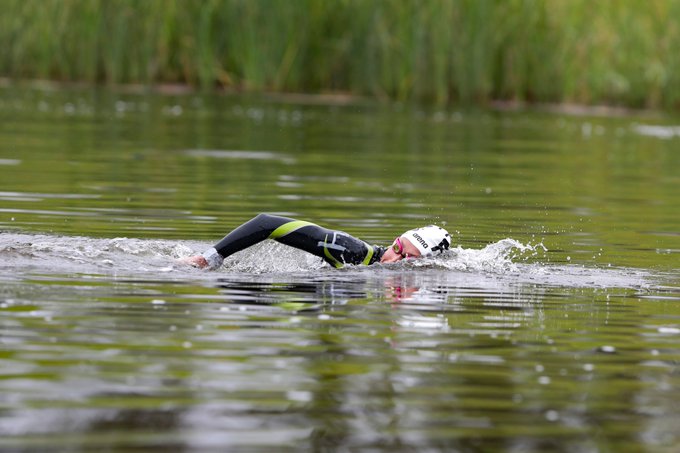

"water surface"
[0,86,678,451]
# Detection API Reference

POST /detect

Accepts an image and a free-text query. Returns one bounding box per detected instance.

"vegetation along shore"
[2,0,679,108]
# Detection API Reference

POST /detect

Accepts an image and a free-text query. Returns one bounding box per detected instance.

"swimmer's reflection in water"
[180,213,451,270]
[211,277,423,308]
[385,279,420,302]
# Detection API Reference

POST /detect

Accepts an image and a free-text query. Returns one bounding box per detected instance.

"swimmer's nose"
[380,248,403,263]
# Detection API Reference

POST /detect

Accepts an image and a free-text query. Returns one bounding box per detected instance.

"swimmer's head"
[400,225,451,257]
[381,225,451,263]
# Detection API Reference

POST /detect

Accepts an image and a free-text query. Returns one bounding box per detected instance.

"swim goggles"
[392,237,410,259]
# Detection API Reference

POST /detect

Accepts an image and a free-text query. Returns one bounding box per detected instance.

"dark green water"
[0,86,678,452]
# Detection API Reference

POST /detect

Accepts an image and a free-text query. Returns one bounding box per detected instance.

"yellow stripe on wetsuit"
[269,220,375,267]
[268,220,315,239]
[361,242,374,265]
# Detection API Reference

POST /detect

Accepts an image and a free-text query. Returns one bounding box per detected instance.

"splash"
[221,241,326,274]
[0,232,197,273]
[0,233,546,275]
[221,238,548,275]
[0,232,656,289]
[421,238,547,274]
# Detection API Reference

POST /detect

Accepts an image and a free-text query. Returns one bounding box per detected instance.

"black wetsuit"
[202,214,386,269]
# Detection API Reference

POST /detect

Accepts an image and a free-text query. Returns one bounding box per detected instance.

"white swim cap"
[400,225,451,257]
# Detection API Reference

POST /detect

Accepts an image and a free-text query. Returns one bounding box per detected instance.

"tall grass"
[1,0,679,108]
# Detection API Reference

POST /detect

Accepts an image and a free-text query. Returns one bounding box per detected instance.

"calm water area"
[0,85,679,452]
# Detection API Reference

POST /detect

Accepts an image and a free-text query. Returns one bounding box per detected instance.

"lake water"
[0,85,678,452]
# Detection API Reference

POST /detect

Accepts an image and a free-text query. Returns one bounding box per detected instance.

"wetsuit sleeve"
[201,213,384,269]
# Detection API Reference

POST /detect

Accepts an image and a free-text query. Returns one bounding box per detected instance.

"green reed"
[1,0,679,108]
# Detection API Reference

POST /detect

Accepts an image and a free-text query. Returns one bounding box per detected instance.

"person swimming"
[180,213,451,269]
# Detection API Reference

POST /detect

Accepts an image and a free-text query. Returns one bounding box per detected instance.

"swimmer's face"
[380,236,422,263]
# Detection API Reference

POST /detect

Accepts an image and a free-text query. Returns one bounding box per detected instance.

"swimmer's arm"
[178,214,298,270]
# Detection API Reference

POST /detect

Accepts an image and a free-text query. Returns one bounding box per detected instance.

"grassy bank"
[2,0,679,108]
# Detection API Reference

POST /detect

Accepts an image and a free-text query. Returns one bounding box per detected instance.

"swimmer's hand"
[177,255,209,269]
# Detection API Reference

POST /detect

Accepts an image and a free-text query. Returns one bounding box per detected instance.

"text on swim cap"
[412,233,428,249]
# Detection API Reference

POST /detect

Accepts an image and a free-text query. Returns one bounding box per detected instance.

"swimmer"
[180,213,451,269]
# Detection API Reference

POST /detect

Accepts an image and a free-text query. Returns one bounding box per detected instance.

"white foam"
[633,124,680,139]
[184,149,295,164]
[435,238,546,274]
[0,233,657,289]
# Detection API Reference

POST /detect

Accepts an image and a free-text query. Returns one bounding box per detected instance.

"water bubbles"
[246,107,264,122]
[287,390,312,402]
[658,326,680,334]
[597,345,616,354]
[432,111,447,122]
[545,410,560,421]
[581,122,592,137]
[163,105,183,116]
[291,110,303,124]
[633,124,680,139]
